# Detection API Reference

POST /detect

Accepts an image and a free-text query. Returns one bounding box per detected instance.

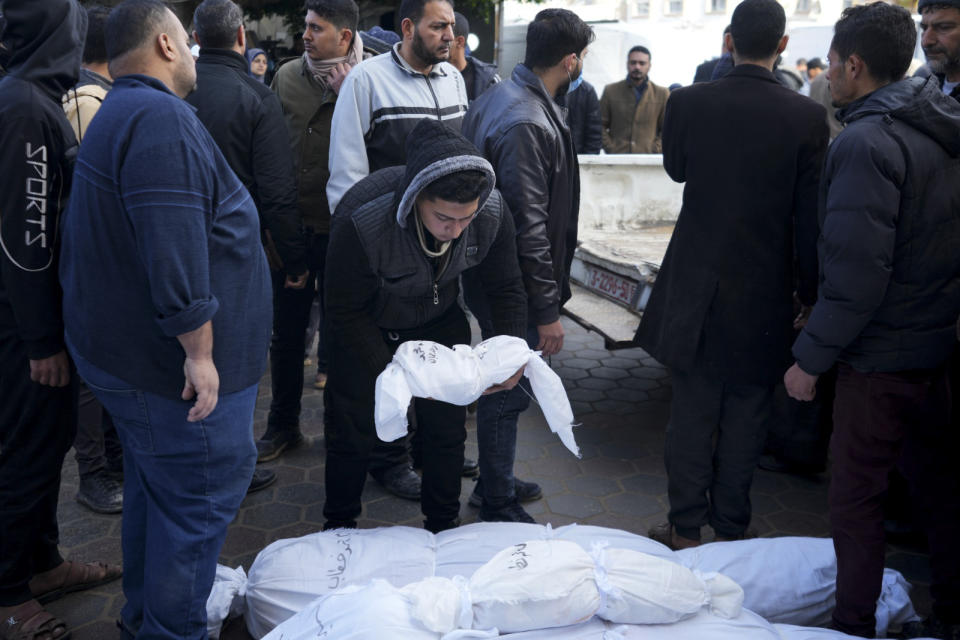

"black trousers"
[267,232,328,433]
[665,367,772,540]
[323,306,471,524]
[767,366,835,470]
[268,233,406,470]
[830,361,960,637]
[75,383,122,477]
[0,345,76,605]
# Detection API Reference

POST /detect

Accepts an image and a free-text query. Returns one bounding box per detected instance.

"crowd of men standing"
[1,0,959,638]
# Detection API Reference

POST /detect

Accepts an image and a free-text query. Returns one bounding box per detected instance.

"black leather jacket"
[462,64,580,326]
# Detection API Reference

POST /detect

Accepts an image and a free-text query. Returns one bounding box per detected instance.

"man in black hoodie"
[784,4,960,637]
[323,119,527,533]
[0,1,120,637]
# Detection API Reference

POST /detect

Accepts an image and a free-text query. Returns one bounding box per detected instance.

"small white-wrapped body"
[375,336,580,456]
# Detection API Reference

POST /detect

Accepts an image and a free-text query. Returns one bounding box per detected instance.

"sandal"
[0,599,70,640]
[30,561,122,604]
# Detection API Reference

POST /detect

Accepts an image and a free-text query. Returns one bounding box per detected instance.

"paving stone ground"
[48,317,932,639]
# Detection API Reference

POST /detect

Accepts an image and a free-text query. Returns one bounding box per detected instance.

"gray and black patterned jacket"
[327,43,469,214]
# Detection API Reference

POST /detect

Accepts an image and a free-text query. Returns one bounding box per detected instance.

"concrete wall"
[578,154,683,230]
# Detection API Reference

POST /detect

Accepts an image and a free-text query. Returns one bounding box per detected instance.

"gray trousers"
[664,368,772,540]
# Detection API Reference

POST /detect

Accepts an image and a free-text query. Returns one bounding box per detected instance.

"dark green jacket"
[271,57,337,233]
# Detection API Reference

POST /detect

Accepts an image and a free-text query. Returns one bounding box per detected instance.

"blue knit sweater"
[60,74,271,399]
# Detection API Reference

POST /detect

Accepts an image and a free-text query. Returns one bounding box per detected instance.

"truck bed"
[564,224,675,348]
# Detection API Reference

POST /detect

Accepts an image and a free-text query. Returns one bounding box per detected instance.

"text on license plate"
[585,267,637,305]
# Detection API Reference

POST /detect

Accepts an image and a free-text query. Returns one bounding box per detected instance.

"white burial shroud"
[375,335,580,457]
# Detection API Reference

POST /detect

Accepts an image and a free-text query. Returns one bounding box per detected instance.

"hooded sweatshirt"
[325,118,527,377]
[793,76,960,375]
[0,0,85,363]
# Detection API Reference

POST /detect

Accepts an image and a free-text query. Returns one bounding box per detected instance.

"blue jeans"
[72,351,256,640]
[463,271,539,507]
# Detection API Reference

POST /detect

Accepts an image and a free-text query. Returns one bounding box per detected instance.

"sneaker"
[371,464,421,501]
[648,522,701,550]
[479,500,536,523]
[461,457,479,478]
[515,478,543,502]
[256,430,304,463]
[76,471,123,514]
[246,468,277,495]
[468,477,543,508]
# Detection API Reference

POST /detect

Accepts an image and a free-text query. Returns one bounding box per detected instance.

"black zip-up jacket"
[793,77,960,375]
[556,80,602,154]
[0,0,84,364]
[463,55,500,103]
[186,48,307,276]
[325,119,527,378]
[462,64,581,327]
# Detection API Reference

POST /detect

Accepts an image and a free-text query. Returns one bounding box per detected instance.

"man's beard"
[412,29,448,66]
[925,45,960,76]
[557,64,583,97]
[630,71,646,84]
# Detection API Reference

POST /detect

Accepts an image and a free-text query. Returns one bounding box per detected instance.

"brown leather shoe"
[648,522,701,550]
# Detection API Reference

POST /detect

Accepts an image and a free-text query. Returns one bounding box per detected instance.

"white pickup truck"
[562,154,683,349]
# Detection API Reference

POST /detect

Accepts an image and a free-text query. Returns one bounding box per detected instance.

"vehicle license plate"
[584,266,638,306]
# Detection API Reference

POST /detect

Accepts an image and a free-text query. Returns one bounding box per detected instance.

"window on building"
[666,0,683,14]
[709,0,726,12]
[636,0,650,16]
[796,0,811,12]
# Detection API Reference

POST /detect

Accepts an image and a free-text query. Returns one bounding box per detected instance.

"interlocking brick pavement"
[46,318,932,639]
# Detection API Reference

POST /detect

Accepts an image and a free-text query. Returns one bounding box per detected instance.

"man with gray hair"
[59,0,272,637]
[920,0,960,101]
[186,0,309,495]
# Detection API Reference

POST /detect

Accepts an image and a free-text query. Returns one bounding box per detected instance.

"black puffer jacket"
[186,49,306,276]
[462,64,580,326]
[325,119,527,377]
[793,77,960,375]
[0,0,84,364]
